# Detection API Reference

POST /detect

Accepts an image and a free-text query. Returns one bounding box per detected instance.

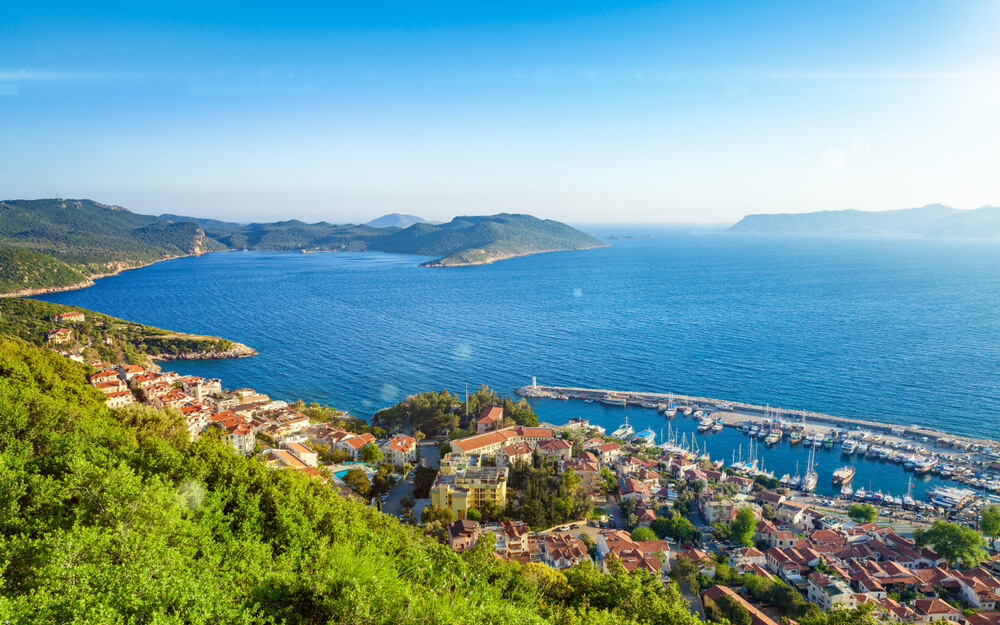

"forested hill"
[729,204,1000,237]
[0,199,607,293]
[0,198,225,295]
[0,338,701,624]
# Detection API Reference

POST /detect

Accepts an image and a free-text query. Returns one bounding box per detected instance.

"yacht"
[611,417,634,439]
[841,439,858,455]
[857,442,869,454]
[914,456,936,474]
[832,465,856,484]
[632,429,656,445]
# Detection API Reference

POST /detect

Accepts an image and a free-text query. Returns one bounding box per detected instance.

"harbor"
[520,381,1000,514]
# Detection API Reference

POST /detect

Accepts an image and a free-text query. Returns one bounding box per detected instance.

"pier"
[516,382,1000,453]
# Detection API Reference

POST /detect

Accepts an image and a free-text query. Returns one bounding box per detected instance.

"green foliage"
[360,442,384,464]
[343,467,372,497]
[507,458,593,529]
[462,385,541,428]
[980,505,1000,546]
[0,338,700,624]
[714,593,752,625]
[421,504,455,525]
[0,297,237,364]
[631,527,657,542]
[761,503,777,520]
[375,390,460,436]
[413,467,439,499]
[0,245,89,292]
[847,503,878,524]
[0,198,222,282]
[651,516,697,543]
[730,507,756,548]
[916,519,987,567]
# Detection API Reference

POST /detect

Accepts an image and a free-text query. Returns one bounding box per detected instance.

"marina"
[522,382,1000,509]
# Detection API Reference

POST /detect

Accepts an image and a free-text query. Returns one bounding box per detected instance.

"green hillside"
[0,339,699,624]
[0,198,223,274]
[0,298,244,366]
[0,246,90,294]
[0,199,607,294]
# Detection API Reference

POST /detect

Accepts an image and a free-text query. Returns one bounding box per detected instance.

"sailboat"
[801,446,818,492]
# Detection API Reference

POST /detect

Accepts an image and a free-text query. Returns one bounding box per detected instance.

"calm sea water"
[37,228,1000,498]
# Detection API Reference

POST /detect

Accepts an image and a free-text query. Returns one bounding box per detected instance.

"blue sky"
[2,2,998,224]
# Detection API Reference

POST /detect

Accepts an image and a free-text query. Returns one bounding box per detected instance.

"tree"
[466,507,482,521]
[671,554,698,587]
[343,467,371,497]
[916,520,988,567]
[360,442,384,464]
[981,505,1000,549]
[632,527,657,542]
[761,504,777,521]
[421,504,455,525]
[730,507,756,547]
[715,594,752,625]
[400,494,416,510]
[847,503,878,524]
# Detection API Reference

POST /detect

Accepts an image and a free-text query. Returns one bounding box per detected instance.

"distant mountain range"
[729,204,1000,237]
[364,213,439,228]
[0,199,606,294]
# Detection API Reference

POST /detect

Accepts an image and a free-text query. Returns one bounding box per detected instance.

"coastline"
[419,243,610,267]
[0,252,205,299]
[518,383,1000,449]
[149,341,257,361]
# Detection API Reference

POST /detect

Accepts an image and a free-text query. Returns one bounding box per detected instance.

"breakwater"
[517,383,1000,450]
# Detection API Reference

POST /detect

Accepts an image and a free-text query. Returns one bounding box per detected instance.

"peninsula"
[0,198,607,295]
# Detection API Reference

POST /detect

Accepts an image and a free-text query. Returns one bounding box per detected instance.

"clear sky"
[2,1,998,224]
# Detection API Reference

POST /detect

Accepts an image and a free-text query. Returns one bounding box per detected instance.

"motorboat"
[841,439,858,455]
[832,465,856,484]
[611,417,634,439]
[632,429,656,445]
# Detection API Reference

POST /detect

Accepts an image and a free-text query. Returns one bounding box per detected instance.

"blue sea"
[37,227,1000,498]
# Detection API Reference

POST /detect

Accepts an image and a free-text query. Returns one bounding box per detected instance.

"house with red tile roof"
[476,406,504,433]
[912,597,961,623]
[381,434,417,466]
[536,438,573,461]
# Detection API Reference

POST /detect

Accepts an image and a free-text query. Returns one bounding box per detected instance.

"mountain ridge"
[729,204,1000,237]
[0,199,607,294]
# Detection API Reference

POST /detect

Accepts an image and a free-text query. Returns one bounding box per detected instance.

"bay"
[37,227,1000,498]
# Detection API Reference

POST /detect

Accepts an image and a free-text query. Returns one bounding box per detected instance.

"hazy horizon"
[2,1,999,223]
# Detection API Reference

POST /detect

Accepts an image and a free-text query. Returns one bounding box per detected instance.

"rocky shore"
[149,342,257,361]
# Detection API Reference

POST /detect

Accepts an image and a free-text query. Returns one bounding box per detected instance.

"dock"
[516,383,1000,453]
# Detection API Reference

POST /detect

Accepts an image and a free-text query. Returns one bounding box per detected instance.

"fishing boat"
[663,406,677,418]
[632,429,656,445]
[823,435,834,449]
[789,431,802,445]
[640,401,659,409]
[841,484,854,498]
[804,432,816,446]
[681,406,694,417]
[611,417,634,439]
[749,424,760,436]
[854,486,867,500]
[841,438,858,455]
[832,465,856,484]
[698,418,714,432]
[765,428,782,445]
[712,421,724,433]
